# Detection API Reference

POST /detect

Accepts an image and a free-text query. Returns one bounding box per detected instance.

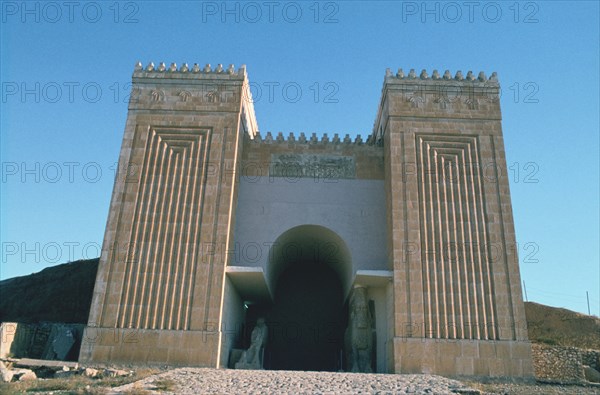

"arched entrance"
[259,225,352,371]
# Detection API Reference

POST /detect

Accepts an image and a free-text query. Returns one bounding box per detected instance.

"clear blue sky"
[1,1,598,316]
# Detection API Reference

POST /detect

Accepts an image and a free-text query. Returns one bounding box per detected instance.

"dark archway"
[258,225,352,371]
[266,260,346,371]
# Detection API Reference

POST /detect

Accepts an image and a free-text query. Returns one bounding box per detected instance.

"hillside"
[525,301,600,350]
[0,258,98,324]
[0,259,598,351]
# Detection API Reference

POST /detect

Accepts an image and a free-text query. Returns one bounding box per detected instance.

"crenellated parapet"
[247,131,372,146]
[386,68,498,84]
[128,61,259,139]
[373,67,502,144]
[129,61,248,110]
[133,61,247,79]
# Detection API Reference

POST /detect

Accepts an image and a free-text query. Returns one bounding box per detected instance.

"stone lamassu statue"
[345,286,373,372]
[235,318,268,370]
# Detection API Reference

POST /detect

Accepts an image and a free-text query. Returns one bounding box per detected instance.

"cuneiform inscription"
[269,154,356,180]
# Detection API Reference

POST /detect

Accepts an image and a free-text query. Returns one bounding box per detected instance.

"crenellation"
[248,131,372,146]
[135,61,246,80]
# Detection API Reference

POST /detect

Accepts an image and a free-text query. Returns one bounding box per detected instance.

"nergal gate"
[79,62,533,378]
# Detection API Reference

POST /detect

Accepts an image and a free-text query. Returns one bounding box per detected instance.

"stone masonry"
[80,62,533,378]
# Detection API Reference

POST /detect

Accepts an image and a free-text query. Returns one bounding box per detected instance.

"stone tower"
[373,68,533,376]
[79,62,257,366]
[80,63,533,378]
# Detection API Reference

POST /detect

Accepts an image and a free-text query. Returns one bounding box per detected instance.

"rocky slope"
[0,258,98,324]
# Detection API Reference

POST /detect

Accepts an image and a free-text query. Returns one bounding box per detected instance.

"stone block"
[479,341,497,359]
[461,340,479,357]
[15,369,37,381]
[512,341,533,359]
[455,357,475,376]
[473,358,489,376]
[488,357,509,377]
[0,361,14,383]
[508,359,523,376]
[495,342,511,359]
[401,354,424,374]
[167,347,191,365]
[158,331,182,349]
[583,365,600,383]
[437,340,460,357]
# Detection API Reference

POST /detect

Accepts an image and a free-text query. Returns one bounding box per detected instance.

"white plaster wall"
[386,281,395,372]
[219,276,245,368]
[232,177,388,275]
[368,287,388,373]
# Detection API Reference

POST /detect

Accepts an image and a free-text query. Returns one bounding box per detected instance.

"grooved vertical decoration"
[416,134,498,340]
[117,127,211,330]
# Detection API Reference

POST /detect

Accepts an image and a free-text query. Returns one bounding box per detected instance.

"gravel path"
[110,368,481,394]
[469,381,600,395]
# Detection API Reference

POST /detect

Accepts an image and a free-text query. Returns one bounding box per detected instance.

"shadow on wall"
[267,224,353,298]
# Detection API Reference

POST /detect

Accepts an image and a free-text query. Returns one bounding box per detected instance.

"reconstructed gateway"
[80,62,533,377]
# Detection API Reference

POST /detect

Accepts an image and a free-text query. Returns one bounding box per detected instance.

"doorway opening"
[246,225,352,371]
[267,260,345,370]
